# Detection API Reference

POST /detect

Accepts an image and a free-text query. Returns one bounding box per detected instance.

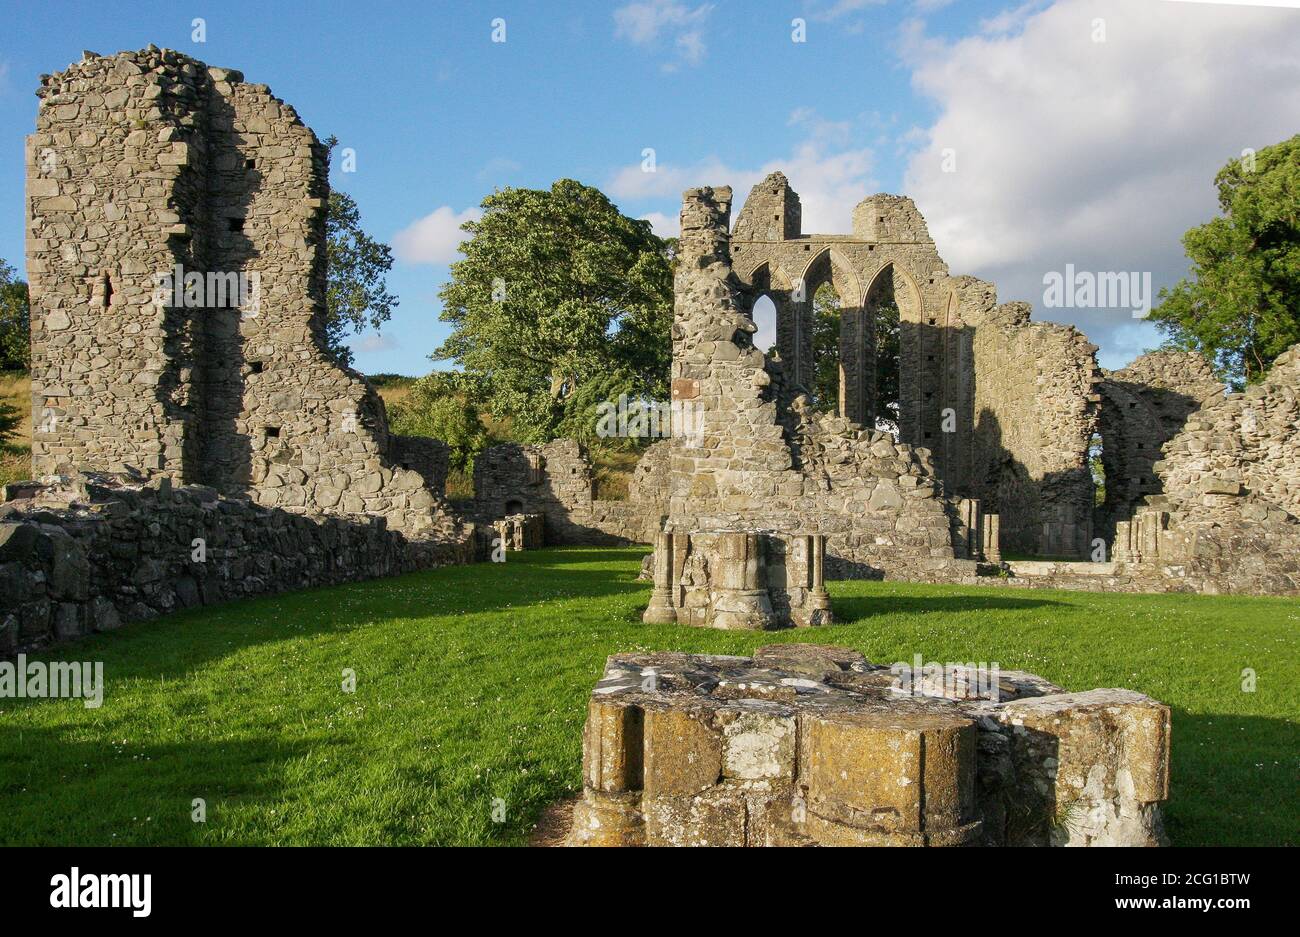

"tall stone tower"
[25,48,454,537]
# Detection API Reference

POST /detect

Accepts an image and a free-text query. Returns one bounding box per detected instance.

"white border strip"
[1162,0,1300,8]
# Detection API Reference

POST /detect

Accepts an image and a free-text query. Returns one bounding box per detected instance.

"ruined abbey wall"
[26,48,457,539]
[729,173,1100,558]
[471,438,667,545]
[1096,351,1223,540]
[970,302,1103,556]
[665,185,970,580]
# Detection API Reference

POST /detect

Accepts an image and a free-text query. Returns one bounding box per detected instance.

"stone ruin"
[567,644,1170,847]
[2,48,473,656]
[5,46,1300,659]
[626,176,1300,605]
[642,530,832,629]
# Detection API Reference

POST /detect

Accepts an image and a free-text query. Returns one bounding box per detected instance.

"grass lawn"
[1,546,1295,846]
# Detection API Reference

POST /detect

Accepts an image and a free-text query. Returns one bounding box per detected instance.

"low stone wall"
[472,439,665,546]
[0,472,474,657]
[567,645,1169,847]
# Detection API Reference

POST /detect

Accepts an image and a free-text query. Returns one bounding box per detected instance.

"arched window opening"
[810,283,841,414]
[751,294,777,353]
[865,270,901,435]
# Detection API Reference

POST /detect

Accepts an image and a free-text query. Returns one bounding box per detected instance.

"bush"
[387,373,489,474]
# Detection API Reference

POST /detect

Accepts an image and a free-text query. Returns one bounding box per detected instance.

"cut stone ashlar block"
[565,645,1171,847]
[642,528,832,629]
[995,689,1171,847]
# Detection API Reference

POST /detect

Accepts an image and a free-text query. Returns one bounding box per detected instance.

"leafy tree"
[322,137,398,369]
[387,372,489,474]
[808,282,899,430]
[873,289,900,430]
[1152,135,1300,389]
[0,258,30,372]
[435,179,673,444]
[810,284,841,414]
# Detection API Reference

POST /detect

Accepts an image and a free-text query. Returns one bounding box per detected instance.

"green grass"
[1,547,1296,846]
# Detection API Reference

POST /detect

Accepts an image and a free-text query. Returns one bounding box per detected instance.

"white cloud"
[353,332,397,353]
[807,0,887,20]
[392,206,483,265]
[901,0,1300,367]
[614,1,715,70]
[640,211,679,239]
[609,111,878,236]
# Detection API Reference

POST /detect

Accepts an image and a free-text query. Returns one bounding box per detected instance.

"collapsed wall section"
[971,302,1102,557]
[0,472,473,656]
[1095,352,1223,540]
[471,438,667,545]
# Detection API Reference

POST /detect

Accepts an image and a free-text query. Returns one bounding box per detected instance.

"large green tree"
[434,179,673,444]
[323,137,398,368]
[1152,135,1300,389]
[0,258,30,372]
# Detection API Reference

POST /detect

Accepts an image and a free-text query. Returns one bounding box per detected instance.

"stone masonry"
[26,48,459,540]
[7,49,473,654]
[730,172,1103,558]
[658,182,989,582]
[567,644,1170,847]
[471,438,667,546]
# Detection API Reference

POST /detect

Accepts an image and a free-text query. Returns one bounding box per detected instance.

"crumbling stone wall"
[1104,344,1300,594]
[5,48,474,657]
[471,438,666,545]
[0,472,472,656]
[730,174,964,476]
[665,185,969,580]
[26,48,456,539]
[1095,352,1223,541]
[729,173,1102,558]
[1156,345,1300,524]
[971,302,1103,557]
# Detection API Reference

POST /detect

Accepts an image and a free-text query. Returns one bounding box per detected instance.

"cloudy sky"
[2,0,1298,374]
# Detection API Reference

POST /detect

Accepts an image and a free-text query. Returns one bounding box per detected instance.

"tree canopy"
[434,179,673,444]
[323,137,397,368]
[1152,134,1300,389]
[386,372,489,475]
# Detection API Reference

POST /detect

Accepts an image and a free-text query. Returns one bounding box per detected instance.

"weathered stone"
[567,646,1171,847]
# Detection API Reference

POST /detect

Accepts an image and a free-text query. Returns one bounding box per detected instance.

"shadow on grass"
[1167,710,1300,846]
[0,726,319,846]
[8,547,652,687]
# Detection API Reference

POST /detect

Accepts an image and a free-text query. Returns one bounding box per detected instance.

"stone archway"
[798,248,862,421]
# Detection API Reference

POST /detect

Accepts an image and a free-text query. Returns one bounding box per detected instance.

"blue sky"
[3,0,1299,375]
